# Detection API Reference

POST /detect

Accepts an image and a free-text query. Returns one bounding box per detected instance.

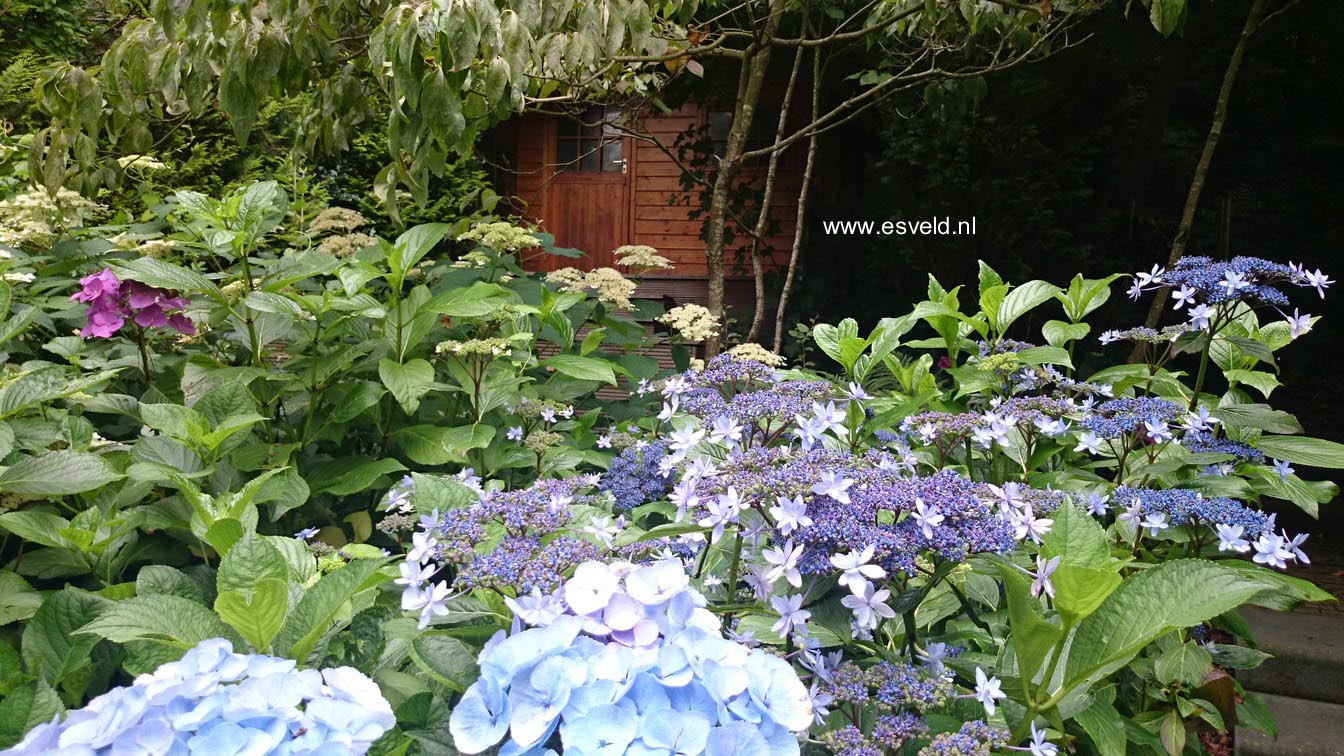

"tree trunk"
[746,44,805,343]
[702,0,787,357]
[1139,0,1267,330]
[774,47,821,354]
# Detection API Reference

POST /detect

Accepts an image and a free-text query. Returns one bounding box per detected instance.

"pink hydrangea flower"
[70,269,195,339]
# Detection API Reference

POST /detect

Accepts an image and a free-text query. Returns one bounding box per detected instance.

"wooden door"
[542,107,632,270]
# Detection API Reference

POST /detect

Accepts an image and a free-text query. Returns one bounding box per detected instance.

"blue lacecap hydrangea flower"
[4,638,394,756]
[449,559,812,756]
[600,442,673,511]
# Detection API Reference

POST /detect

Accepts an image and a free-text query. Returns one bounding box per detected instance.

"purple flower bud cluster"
[1182,431,1266,465]
[920,720,1010,756]
[599,441,672,510]
[69,268,195,338]
[1111,486,1273,538]
[1079,397,1186,439]
[1163,256,1299,305]
[411,477,608,596]
[817,661,957,755]
[683,448,1015,577]
[977,339,1036,356]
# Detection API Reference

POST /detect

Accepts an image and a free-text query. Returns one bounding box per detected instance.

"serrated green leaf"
[0,451,122,495]
[217,534,287,595]
[215,578,288,652]
[540,354,617,385]
[1041,501,1110,568]
[409,633,478,693]
[1254,435,1344,469]
[378,358,435,415]
[1063,560,1264,692]
[21,589,108,689]
[272,558,387,663]
[76,594,241,649]
[1155,641,1212,686]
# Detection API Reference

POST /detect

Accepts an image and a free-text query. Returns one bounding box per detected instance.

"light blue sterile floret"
[3,638,394,756]
[449,558,813,756]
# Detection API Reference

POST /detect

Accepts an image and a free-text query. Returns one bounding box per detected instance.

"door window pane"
[557,105,624,173]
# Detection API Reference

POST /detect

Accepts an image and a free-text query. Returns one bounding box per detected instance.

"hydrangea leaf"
[1154,641,1212,687]
[1040,501,1109,569]
[272,557,388,663]
[540,355,618,385]
[21,588,110,690]
[214,578,288,652]
[0,451,122,496]
[0,678,61,750]
[410,633,479,693]
[135,565,204,604]
[217,534,288,595]
[1253,435,1344,469]
[993,560,1061,684]
[378,358,436,415]
[1062,560,1264,694]
[75,594,243,651]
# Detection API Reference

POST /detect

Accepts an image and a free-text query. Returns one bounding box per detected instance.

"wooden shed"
[493,102,805,313]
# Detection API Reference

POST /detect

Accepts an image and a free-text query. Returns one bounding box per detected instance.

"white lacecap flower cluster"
[658,303,720,342]
[546,266,638,310]
[726,342,787,367]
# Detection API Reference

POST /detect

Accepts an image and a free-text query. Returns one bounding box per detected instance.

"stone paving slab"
[1236,693,1344,756]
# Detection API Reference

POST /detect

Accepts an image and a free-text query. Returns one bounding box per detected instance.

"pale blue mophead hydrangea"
[449,558,813,756]
[4,638,394,755]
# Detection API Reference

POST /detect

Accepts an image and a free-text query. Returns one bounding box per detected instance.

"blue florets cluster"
[1164,256,1298,305]
[920,720,1010,756]
[601,441,673,510]
[1079,397,1186,438]
[5,638,393,756]
[1112,486,1273,538]
[448,559,812,756]
[1183,431,1266,464]
[410,476,607,595]
[818,661,994,756]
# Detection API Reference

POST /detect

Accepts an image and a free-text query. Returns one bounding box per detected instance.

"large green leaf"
[135,565,205,603]
[997,280,1061,334]
[0,571,42,625]
[0,511,75,550]
[1041,501,1109,568]
[21,588,109,689]
[272,558,387,663]
[215,578,288,652]
[109,258,225,304]
[994,561,1060,684]
[540,354,618,385]
[391,223,452,276]
[392,424,495,465]
[1154,641,1212,686]
[0,679,61,750]
[0,451,122,495]
[1215,404,1302,435]
[1062,560,1264,692]
[1075,687,1125,756]
[378,358,435,415]
[1253,435,1344,469]
[76,594,243,650]
[217,534,288,594]
[307,457,406,495]
[409,633,479,692]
